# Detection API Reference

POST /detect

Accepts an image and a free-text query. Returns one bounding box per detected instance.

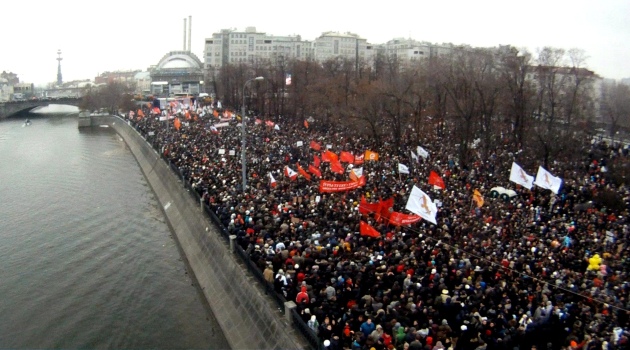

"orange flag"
[364,150,379,161]
[310,140,321,151]
[360,221,381,238]
[428,171,446,189]
[322,150,338,163]
[473,189,484,208]
[304,120,309,129]
[173,117,181,131]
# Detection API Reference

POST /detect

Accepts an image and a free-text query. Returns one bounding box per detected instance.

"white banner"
[509,162,534,190]
[405,186,438,225]
[398,163,410,174]
[534,166,562,194]
[417,146,429,159]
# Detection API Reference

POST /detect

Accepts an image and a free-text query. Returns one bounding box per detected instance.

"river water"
[0,113,229,349]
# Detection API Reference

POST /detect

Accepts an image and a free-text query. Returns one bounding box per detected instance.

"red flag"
[308,165,322,178]
[313,155,321,168]
[428,171,446,189]
[330,160,344,174]
[255,118,262,125]
[359,196,381,216]
[360,221,381,238]
[354,154,364,165]
[304,120,309,129]
[321,150,338,163]
[389,212,422,226]
[297,164,312,181]
[340,151,355,163]
[379,197,394,222]
[265,120,275,127]
[310,140,321,151]
[269,173,277,188]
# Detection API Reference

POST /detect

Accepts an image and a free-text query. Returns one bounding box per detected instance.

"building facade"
[150,51,204,97]
[203,27,313,72]
[313,31,374,64]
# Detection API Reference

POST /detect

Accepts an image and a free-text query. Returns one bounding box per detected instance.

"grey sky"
[2,0,629,86]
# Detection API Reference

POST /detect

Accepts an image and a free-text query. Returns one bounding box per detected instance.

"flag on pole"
[473,189,484,208]
[359,221,380,238]
[349,167,363,182]
[354,154,364,165]
[365,150,379,161]
[534,166,563,194]
[405,186,438,225]
[313,155,321,167]
[310,140,321,151]
[428,171,446,189]
[410,150,419,162]
[330,160,344,174]
[417,146,429,159]
[269,173,277,188]
[274,124,280,131]
[308,165,322,178]
[284,166,298,181]
[173,117,181,131]
[297,164,312,181]
[304,120,309,129]
[322,150,338,163]
[509,162,534,189]
[398,163,410,174]
[340,151,355,163]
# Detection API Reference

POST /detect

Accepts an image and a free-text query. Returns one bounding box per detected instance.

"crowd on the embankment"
[123,104,629,350]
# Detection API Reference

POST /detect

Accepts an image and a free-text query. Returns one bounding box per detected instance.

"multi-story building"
[203,27,313,72]
[13,83,34,97]
[133,71,151,95]
[95,70,141,85]
[312,31,374,64]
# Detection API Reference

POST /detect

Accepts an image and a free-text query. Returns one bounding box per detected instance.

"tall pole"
[241,77,264,193]
[188,15,192,52]
[183,18,187,51]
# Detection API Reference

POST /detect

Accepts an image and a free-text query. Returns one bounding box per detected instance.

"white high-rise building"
[203,27,314,72]
[312,31,374,64]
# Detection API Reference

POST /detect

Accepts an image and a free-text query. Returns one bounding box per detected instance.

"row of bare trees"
[212,46,630,169]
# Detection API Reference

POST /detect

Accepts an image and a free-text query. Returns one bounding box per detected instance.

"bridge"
[0,98,82,119]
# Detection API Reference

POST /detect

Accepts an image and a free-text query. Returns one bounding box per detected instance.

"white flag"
[274,124,280,131]
[296,141,303,147]
[534,166,562,194]
[398,163,410,174]
[417,146,429,159]
[405,186,438,225]
[284,166,297,180]
[509,162,534,190]
[269,173,277,188]
[350,167,363,178]
[410,150,419,162]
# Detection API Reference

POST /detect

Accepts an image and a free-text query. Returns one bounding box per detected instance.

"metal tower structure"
[56,50,63,86]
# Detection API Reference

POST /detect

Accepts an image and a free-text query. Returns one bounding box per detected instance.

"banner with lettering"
[319,177,365,193]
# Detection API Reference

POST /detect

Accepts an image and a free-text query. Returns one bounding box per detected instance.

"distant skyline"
[2,0,629,86]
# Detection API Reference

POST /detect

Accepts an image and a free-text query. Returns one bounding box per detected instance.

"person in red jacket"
[296,285,309,305]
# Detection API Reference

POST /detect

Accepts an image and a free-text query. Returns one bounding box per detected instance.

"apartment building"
[204,27,314,72]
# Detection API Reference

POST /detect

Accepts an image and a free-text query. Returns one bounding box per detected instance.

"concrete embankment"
[89,115,304,350]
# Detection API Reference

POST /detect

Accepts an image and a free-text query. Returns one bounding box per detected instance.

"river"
[0,112,229,349]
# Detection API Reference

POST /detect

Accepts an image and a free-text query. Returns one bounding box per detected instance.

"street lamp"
[241,76,264,193]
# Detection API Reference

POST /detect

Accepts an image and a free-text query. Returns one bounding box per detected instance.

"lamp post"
[241,76,264,193]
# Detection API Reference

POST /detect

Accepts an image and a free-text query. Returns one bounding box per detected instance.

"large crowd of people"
[124,102,629,350]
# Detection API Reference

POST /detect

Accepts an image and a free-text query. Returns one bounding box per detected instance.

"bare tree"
[600,80,630,142]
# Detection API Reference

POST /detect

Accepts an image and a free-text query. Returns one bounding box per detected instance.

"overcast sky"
[2,0,629,86]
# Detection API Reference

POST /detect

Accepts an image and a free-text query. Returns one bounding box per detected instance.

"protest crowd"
[125,100,629,350]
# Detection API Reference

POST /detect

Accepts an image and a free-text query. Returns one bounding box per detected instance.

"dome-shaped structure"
[155,51,203,71]
[150,51,205,97]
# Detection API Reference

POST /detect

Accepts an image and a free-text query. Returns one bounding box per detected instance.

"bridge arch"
[0,98,81,119]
